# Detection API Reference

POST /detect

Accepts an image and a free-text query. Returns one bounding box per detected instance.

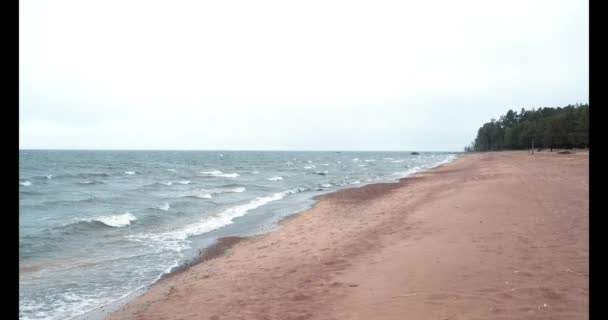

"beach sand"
[109,151,588,320]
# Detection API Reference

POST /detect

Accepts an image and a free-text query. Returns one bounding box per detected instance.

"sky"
[19,0,588,151]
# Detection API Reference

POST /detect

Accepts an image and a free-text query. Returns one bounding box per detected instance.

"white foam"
[349,180,361,185]
[358,164,367,167]
[393,154,457,178]
[159,203,170,211]
[321,183,332,188]
[251,170,260,174]
[225,187,246,193]
[303,165,315,170]
[267,176,284,181]
[200,170,222,175]
[394,166,422,178]
[124,171,136,175]
[433,154,457,166]
[364,159,376,162]
[177,180,191,185]
[200,170,239,178]
[179,186,246,199]
[20,290,111,320]
[84,212,137,228]
[161,181,173,186]
[221,173,240,178]
[167,169,177,172]
[135,189,298,242]
[46,174,53,180]
[391,160,405,163]
[20,180,32,186]
[352,158,360,162]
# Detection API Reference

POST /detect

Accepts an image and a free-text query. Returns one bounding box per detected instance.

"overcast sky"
[19,0,588,151]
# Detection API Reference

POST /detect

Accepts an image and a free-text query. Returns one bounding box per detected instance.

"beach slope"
[109,151,588,320]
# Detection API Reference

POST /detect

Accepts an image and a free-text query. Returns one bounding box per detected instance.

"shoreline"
[75,154,459,320]
[109,151,588,319]
[158,172,438,283]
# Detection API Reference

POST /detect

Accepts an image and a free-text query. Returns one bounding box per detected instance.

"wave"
[63,172,111,179]
[394,166,422,178]
[19,190,43,195]
[267,176,283,181]
[303,165,315,169]
[20,181,32,187]
[38,172,110,180]
[349,180,361,185]
[433,154,457,166]
[158,203,170,211]
[177,186,245,199]
[167,169,177,172]
[79,212,137,228]
[124,171,136,175]
[146,180,190,188]
[225,187,246,193]
[79,180,103,185]
[132,189,301,242]
[200,170,239,178]
[200,170,222,175]
[320,183,332,188]
[391,159,405,163]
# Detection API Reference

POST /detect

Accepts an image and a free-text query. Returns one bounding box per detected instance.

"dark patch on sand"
[159,236,244,281]
[315,176,425,204]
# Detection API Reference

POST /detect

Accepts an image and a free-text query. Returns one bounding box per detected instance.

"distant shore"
[109,151,588,320]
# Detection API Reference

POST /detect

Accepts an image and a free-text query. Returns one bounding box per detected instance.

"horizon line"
[19,148,463,152]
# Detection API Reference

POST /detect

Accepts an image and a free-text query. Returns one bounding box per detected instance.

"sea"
[19,150,457,320]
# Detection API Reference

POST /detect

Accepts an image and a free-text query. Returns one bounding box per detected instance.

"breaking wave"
[200,170,240,178]
[79,212,137,228]
[131,189,302,243]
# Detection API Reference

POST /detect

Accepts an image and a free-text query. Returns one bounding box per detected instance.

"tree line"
[465,103,589,152]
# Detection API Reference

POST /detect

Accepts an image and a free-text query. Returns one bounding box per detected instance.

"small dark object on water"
[411,152,420,155]
[558,150,573,154]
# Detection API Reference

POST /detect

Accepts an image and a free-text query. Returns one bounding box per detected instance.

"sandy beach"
[108,151,588,320]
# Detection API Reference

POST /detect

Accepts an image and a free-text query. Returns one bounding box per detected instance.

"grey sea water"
[19,150,457,320]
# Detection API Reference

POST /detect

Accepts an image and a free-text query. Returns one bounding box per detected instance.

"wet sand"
[109,151,588,320]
